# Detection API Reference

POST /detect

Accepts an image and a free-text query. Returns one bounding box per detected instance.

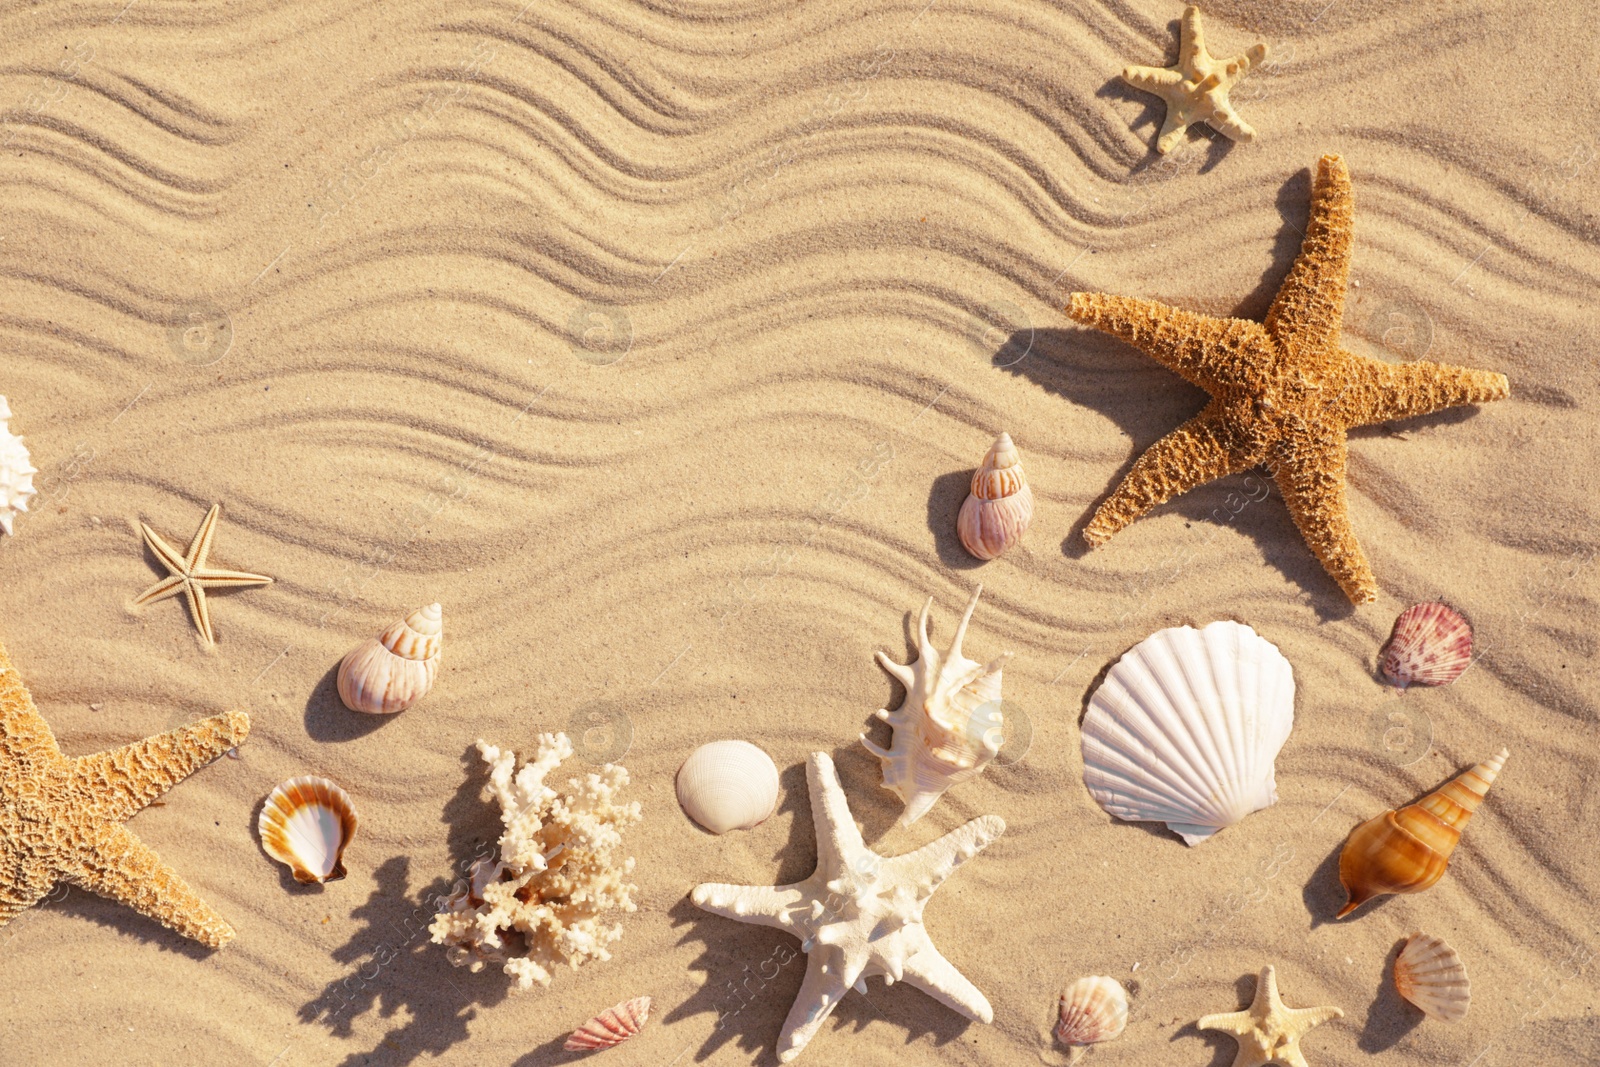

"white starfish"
[1120,5,1267,154]
[691,751,1005,1063]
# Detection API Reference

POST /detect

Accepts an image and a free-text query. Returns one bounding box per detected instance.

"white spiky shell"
[676,740,780,834]
[957,432,1034,560]
[1055,975,1128,1047]
[564,996,652,1051]
[1393,932,1470,1021]
[862,585,1010,825]
[1081,620,1295,845]
[0,397,38,537]
[337,603,442,714]
[258,775,359,884]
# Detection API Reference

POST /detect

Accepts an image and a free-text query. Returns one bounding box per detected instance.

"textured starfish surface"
[1068,154,1510,603]
[691,752,1004,1063]
[1198,965,1343,1067]
[0,638,249,947]
[132,502,272,646]
[1120,5,1267,153]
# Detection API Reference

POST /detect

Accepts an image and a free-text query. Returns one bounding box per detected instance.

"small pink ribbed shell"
[1055,975,1128,1046]
[957,432,1034,560]
[564,996,652,1052]
[1380,603,1472,689]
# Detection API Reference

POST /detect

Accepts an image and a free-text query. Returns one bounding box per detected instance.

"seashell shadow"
[1300,834,1394,928]
[926,467,984,570]
[295,745,513,1065]
[304,660,393,743]
[1358,938,1425,1053]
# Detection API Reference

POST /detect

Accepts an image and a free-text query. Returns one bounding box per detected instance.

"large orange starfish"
[1068,154,1509,603]
[0,638,248,947]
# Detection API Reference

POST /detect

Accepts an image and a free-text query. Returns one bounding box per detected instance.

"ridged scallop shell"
[1081,621,1295,845]
[676,740,780,834]
[1055,975,1128,1047]
[862,585,1010,825]
[1393,932,1470,1021]
[0,397,38,537]
[259,776,358,884]
[337,603,442,714]
[1337,748,1507,917]
[564,996,651,1052]
[1380,602,1472,689]
[957,432,1035,560]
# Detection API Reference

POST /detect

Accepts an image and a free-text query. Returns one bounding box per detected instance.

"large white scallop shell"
[862,585,1010,825]
[564,995,652,1051]
[676,740,780,834]
[1081,620,1295,845]
[0,397,38,537]
[337,603,441,714]
[1055,975,1128,1047]
[957,432,1034,560]
[258,775,359,884]
[1393,931,1470,1021]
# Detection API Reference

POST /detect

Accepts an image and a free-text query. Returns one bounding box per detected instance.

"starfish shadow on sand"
[294,745,510,1067]
[1095,75,1238,173]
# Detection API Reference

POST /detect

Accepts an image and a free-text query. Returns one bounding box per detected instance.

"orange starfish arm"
[71,710,249,822]
[1068,292,1268,393]
[1264,154,1354,358]
[1269,432,1377,603]
[62,823,236,948]
[1085,406,1255,546]
[1336,355,1510,428]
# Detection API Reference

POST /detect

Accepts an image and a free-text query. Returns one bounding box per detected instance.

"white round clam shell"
[1081,620,1295,845]
[676,740,780,834]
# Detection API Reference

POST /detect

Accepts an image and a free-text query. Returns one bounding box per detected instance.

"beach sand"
[0,1,1596,1064]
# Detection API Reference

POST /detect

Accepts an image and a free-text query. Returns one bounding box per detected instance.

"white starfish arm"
[899,927,994,1023]
[886,815,1005,895]
[806,753,865,871]
[1120,64,1183,93]
[185,503,222,570]
[139,523,189,576]
[690,882,807,932]
[185,581,214,646]
[1155,106,1194,154]
[776,945,857,1063]
[1207,100,1257,143]
[131,574,186,607]
[1178,5,1207,72]
[193,568,273,588]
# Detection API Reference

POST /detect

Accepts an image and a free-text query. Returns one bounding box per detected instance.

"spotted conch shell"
[862,585,1009,825]
[957,432,1034,560]
[0,397,38,536]
[337,603,442,714]
[564,995,652,1051]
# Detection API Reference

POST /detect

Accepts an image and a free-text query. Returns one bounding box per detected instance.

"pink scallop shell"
[564,996,651,1052]
[1380,602,1473,689]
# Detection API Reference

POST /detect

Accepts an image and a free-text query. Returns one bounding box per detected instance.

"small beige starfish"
[132,503,272,646]
[1121,5,1267,153]
[1198,966,1343,1067]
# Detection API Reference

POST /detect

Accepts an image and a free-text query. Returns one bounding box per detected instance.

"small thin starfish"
[1120,5,1267,153]
[692,752,1004,1062]
[1068,155,1509,603]
[0,638,249,947]
[132,503,272,646]
[1198,965,1343,1067]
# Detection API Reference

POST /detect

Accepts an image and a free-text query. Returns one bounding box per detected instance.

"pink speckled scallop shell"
[1380,603,1473,689]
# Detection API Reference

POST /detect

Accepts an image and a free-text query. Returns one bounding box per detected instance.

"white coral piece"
[0,397,38,536]
[429,733,641,991]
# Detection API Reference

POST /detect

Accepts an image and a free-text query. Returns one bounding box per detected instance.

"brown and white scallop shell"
[1055,975,1128,1047]
[1393,932,1470,1021]
[337,603,442,714]
[258,776,358,884]
[1380,602,1472,689]
[957,432,1034,560]
[564,995,652,1052]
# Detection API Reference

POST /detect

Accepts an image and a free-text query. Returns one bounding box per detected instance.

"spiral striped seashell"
[956,432,1034,560]
[1055,975,1128,1047]
[337,603,441,714]
[1380,602,1473,689]
[1393,932,1470,1021]
[564,996,651,1052]
[258,776,359,884]
[1337,748,1508,918]
[0,396,38,537]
